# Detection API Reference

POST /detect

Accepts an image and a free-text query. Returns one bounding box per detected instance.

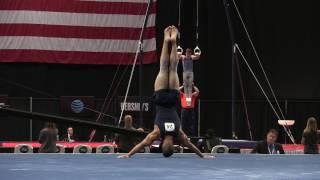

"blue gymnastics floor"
[0,153,320,180]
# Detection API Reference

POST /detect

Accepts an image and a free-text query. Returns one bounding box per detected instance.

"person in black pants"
[252,129,285,154]
[179,84,199,136]
[118,26,211,159]
[39,122,58,153]
[301,117,320,154]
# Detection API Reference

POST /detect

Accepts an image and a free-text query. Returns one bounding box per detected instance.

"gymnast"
[178,47,200,106]
[118,25,212,159]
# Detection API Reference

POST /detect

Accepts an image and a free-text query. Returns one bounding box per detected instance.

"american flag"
[0,0,157,64]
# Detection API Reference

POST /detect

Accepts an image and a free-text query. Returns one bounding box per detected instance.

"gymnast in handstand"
[118,25,212,159]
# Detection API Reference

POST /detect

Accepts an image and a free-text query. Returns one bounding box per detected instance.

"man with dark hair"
[252,129,285,154]
[179,84,199,136]
[62,127,78,142]
[39,122,58,153]
[118,26,212,159]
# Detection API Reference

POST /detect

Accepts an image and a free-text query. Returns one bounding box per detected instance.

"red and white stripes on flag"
[0,0,157,64]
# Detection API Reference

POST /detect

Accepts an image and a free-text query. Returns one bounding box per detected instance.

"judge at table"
[252,129,285,154]
[62,127,78,142]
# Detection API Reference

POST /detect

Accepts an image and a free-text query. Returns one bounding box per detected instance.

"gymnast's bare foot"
[164,26,171,43]
[169,25,178,42]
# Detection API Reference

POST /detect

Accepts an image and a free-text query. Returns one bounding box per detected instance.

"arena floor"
[1,153,320,180]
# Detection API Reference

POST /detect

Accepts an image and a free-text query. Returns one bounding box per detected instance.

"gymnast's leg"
[183,72,194,101]
[154,26,172,91]
[168,26,180,90]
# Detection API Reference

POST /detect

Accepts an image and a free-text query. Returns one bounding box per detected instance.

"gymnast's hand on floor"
[117,154,130,158]
[202,155,215,159]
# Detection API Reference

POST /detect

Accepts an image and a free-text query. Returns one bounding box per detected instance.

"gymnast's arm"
[179,86,184,92]
[192,85,200,96]
[191,54,200,61]
[178,54,185,60]
[118,129,159,158]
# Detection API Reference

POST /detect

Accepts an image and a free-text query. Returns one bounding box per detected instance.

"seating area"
[3,141,317,154]
[1,142,117,154]
[13,144,33,154]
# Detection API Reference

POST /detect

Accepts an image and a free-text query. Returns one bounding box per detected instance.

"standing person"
[122,115,144,131]
[39,122,58,153]
[179,84,199,136]
[301,117,320,154]
[178,48,200,106]
[118,26,212,159]
[251,129,285,154]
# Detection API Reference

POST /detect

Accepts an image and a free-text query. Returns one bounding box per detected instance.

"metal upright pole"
[223,0,253,140]
[197,99,201,137]
[223,0,237,138]
[138,0,153,128]
[29,96,33,141]
[139,44,144,128]
[118,0,153,126]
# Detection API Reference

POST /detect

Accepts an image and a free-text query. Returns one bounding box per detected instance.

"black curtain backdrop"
[1,0,320,143]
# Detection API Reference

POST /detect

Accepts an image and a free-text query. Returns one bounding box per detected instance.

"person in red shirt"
[179,84,199,136]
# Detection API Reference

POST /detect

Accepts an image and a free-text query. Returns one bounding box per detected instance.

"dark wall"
[1,0,320,142]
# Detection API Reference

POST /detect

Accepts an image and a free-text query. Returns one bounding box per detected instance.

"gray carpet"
[0,153,320,180]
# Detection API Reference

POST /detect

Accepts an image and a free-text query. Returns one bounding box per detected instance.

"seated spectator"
[62,127,78,142]
[39,122,58,153]
[251,129,285,154]
[115,115,144,153]
[301,117,320,154]
[203,129,222,153]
